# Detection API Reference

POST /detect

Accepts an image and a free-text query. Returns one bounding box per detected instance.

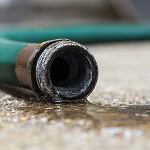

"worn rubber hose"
[1,24,150,43]
[0,23,150,101]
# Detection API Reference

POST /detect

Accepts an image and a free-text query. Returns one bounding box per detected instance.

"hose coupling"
[15,39,98,102]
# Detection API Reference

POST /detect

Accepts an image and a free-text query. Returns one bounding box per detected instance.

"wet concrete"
[1,95,150,131]
[0,42,150,150]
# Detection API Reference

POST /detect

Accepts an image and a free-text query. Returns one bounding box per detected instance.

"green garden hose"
[0,23,150,101]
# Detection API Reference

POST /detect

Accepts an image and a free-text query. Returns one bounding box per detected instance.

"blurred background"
[0,0,150,27]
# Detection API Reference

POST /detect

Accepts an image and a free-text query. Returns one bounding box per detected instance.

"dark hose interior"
[50,57,70,86]
[50,50,92,98]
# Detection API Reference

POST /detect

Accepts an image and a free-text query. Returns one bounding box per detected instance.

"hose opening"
[49,50,92,98]
[50,57,70,86]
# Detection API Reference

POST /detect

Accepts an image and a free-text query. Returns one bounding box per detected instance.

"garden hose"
[0,23,150,102]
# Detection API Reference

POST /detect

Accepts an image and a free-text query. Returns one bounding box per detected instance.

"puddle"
[0,87,150,131]
[0,85,150,150]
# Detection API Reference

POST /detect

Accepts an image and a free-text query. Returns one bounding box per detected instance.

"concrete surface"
[0,42,150,150]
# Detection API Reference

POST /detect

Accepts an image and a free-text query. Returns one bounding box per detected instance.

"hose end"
[28,39,98,102]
